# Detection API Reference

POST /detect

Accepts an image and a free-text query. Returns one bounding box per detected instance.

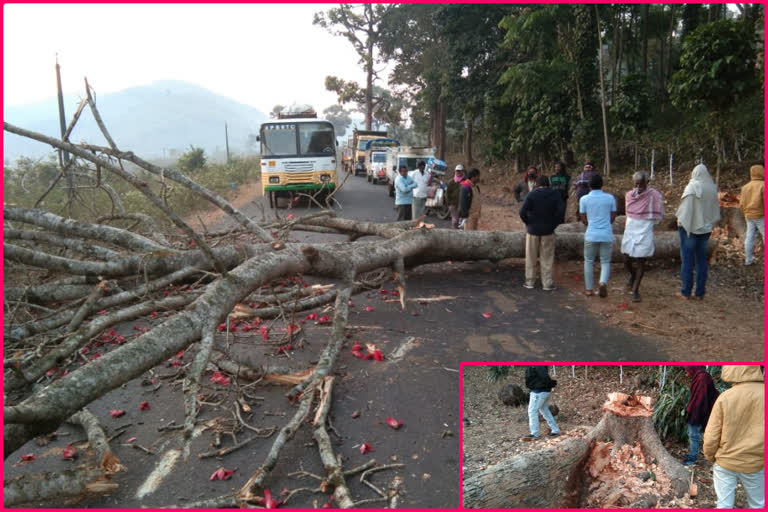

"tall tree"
[314,4,393,129]
[322,105,352,138]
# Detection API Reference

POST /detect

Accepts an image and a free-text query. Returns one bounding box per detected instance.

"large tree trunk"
[463,393,690,508]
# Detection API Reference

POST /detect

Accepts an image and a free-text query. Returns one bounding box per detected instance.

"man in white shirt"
[409,160,431,219]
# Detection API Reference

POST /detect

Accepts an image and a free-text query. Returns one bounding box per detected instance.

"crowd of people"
[396,159,764,302]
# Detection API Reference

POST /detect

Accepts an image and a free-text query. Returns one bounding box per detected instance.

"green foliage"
[610,74,652,139]
[177,146,207,174]
[487,366,511,383]
[669,20,759,114]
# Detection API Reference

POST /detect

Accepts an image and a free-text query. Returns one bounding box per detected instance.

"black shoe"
[632,291,641,302]
[548,432,561,437]
[522,434,538,441]
[598,283,607,298]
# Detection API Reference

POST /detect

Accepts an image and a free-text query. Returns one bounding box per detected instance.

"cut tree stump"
[463,393,689,508]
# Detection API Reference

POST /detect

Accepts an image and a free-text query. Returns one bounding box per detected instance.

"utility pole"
[225,122,231,164]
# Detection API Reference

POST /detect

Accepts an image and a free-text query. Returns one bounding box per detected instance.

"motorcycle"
[425,171,451,220]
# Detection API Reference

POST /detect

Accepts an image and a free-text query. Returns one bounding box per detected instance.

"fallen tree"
[462,393,690,508]
[3,83,701,506]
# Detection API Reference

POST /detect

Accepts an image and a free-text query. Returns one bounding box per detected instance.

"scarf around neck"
[676,164,720,235]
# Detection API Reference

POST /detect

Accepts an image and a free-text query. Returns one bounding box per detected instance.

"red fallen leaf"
[482,312,492,319]
[348,301,355,307]
[352,342,363,352]
[20,453,35,461]
[150,311,158,319]
[572,275,582,281]
[277,345,293,354]
[176,350,185,358]
[364,306,375,312]
[210,371,231,386]
[352,350,367,359]
[80,346,91,355]
[126,437,137,444]
[109,409,125,418]
[288,324,299,334]
[391,290,400,296]
[89,353,102,360]
[217,323,227,332]
[46,368,57,377]
[98,310,107,315]
[139,401,150,411]
[250,317,263,326]
[170,360,182,367]
[359,442,374,454]
[260,325,269,341]
[114,335,126,344]
[280,488,290,497]
[62,444,77,460]
[189,240,196,246]
[241,324,252,332]
[287,213,294,220]
[305,312,318,321]
[379,289,389,295]
[617,302,629,309]
[261,489,283,509]
[210,467,235,481]
[133,326,149,333]
[386,417,403,430]
[317,315,332,324]
[163,290,171,296]
[372,350,385,361]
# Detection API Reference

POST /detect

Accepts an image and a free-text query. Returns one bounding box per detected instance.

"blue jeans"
[745,217,764,264]
[685,423,702,462]
[584,240,613,291]
[713,464,764,508]
[679,228,711,298]
[528,391,560,437]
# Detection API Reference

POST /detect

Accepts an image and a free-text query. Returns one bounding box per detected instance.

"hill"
[3,81,268,162]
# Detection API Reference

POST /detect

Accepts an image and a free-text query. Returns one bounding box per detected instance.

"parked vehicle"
[384,146,436,197]
[424,160,450,219]
[351,129,387,176]
[257,106,338,208]
[364,139,400,184]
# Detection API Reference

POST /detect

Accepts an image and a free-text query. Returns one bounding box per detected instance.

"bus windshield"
[372,152,387,163]
[261,122,335,157]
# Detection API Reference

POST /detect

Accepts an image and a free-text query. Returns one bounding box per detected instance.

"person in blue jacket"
[394,165,418,221]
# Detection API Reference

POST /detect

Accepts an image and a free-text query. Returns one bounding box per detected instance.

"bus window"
[299,123,335,156]
[372,153,387,163]
[261,124,297,157]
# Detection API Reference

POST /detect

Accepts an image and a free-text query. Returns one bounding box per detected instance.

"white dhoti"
[621,217,656,258]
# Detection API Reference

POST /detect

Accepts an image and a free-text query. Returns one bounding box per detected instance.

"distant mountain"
[3,80,268,162]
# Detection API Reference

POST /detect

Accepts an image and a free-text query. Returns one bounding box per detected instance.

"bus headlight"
[320,174,331,182]
[269,176,280,184]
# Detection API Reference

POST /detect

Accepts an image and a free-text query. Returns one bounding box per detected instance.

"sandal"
[584,290,594,297]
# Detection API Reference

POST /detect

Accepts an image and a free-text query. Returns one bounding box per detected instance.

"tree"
[322,104,352,138]
[177,146,206,173]
[669,19,759,181]
[314,4,394,130]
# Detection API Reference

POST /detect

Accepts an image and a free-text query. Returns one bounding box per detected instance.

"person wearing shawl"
[446,164,465,229]
[573,160,597,203]
[621,171,664,302]
[703,365,764,508]
[676,164,720,300]
[683,365,719,466]
[514,167,539,203]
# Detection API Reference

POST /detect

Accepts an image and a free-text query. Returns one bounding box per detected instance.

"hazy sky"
[3,3,382,114]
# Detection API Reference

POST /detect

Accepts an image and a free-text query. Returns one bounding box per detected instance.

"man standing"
[446,164,465,229]
[574,160,597,204]
[409,160,431,219]
[549,161,571,206]
[519,175,565,291]
[459,168,482,231]
[740,164,764,266]
[579,174,617,297]
[514,167,539,203]
[621,171,664,302]
[703,365,764,509]
[682,365,719,466]
[394,165,417,221]
[522,366,560,441]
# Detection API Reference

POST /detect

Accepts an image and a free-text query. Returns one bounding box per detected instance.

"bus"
[258,112,338,208]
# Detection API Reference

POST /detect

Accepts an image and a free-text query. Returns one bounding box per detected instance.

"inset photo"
[462,364,764,509]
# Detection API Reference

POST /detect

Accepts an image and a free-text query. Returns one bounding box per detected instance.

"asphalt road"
[4,173,666,509]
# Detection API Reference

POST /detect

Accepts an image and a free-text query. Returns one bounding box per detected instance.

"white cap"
[455,164,465,171]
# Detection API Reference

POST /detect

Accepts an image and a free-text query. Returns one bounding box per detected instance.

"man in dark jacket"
[519,176,566,291]
[549,161,571,204]
[523,366,560,441]
[458,168,481,231]
[683,365,719,466]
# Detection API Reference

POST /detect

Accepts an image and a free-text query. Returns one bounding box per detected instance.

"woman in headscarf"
[682,365,719,466]
[676,164,720,300]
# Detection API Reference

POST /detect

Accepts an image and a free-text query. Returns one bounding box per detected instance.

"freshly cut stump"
[463,393,689,508]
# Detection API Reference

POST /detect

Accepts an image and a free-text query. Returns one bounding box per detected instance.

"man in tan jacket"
[739,165,764,266]
[703,365,764,508]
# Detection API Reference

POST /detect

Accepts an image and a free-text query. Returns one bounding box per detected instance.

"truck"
[341,140,355,174]
[363,138,400,185]
[384,146,436,197]
[257,105,339,207]
[351,128,388,176]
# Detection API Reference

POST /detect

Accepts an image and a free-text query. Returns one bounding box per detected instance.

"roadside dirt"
[461,365,748,508]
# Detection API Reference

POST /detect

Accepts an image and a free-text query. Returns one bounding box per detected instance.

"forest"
[317,3,764,176]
